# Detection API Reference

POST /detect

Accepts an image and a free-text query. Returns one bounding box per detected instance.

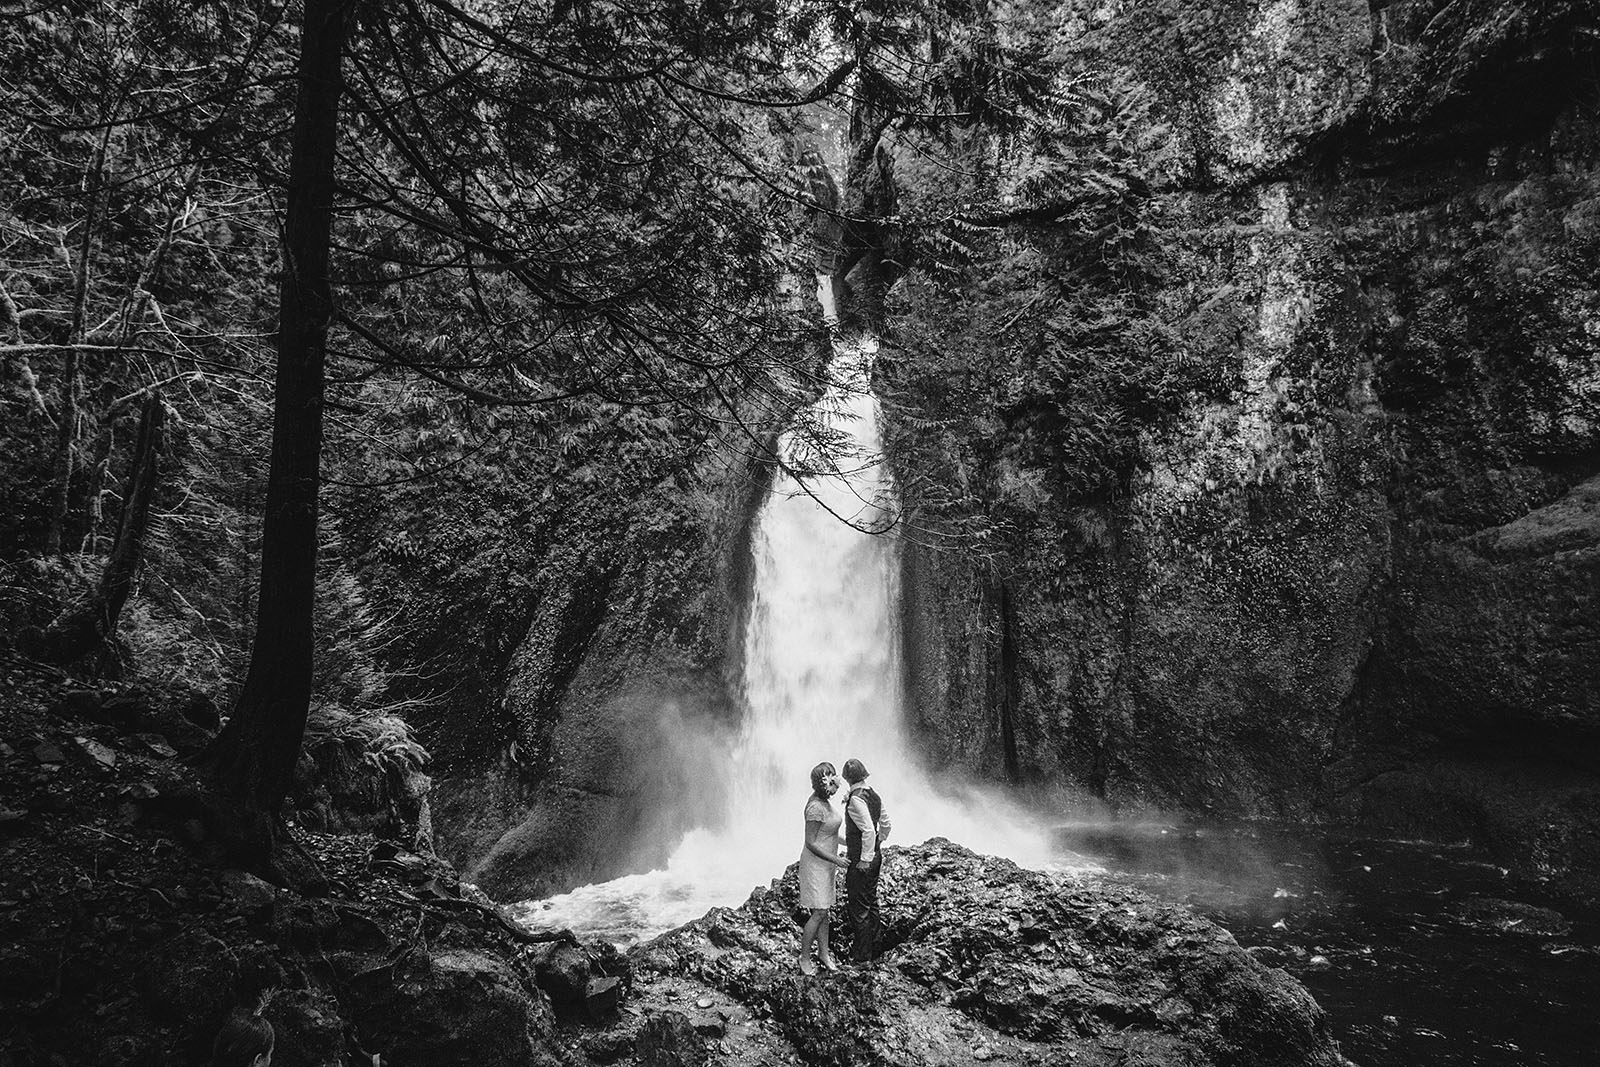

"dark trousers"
[845,857,882,961]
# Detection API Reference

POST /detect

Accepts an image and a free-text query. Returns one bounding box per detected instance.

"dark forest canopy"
[1,0,1160,874]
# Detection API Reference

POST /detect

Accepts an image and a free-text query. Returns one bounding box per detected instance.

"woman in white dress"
[798,761,850,974]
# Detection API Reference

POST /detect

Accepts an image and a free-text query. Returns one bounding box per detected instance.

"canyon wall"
[425,436,777,900]
[886,0,1600,897]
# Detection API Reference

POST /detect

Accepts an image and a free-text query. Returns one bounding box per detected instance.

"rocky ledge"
[586,839,1350,1067]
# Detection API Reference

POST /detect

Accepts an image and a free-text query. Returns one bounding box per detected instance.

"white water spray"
[512,351,1057,943]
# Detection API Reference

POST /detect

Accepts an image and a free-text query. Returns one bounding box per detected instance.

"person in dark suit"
[840,758,892,963]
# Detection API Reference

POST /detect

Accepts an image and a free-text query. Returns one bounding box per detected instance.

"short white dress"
[798,795,842,909]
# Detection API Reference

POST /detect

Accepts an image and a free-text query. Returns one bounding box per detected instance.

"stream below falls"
[1061,821,1600,1067]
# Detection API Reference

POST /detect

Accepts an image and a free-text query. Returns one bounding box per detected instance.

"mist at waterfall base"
[510,360,1065,944]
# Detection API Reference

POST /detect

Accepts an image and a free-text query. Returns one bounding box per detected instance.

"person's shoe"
[818,954,840,972]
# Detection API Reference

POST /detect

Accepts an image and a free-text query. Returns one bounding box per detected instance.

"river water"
[1062,822,1600,1067]
[510,356,1600,1065]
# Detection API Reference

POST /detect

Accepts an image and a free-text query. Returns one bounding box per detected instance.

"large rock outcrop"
[882,0,1600,896]
[603,840,1349,1067]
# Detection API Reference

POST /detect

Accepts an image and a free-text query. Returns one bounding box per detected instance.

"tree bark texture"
[206,0,351,812]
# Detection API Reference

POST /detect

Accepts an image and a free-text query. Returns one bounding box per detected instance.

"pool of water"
[1058,823,1600,1067]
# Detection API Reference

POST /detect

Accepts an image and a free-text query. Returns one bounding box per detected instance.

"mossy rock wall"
[424,412,781,901]
[888,0,1600,895]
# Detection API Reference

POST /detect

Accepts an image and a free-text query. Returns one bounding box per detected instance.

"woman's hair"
[810,762,838,801]
[212,1009,274,1067]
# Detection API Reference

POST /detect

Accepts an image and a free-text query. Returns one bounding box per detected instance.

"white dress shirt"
[846,784,892,864]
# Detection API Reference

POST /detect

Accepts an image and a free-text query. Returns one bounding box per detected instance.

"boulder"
[345,948,560,1067]
[1451,897,1572,937]
[582,1027,637,1064]
[30,741,64,765]
[71,735,118,773]
[217,869,278,920]
[635,1011,705,1067]
[528,940,590,1012]
[624,840,1349,1067]
[584,976,624,1019]
[127,732,178,759]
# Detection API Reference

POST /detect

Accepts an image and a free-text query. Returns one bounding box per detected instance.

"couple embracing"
[797,758,892,974]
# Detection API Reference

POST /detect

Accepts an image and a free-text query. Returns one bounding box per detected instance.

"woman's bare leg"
[818,912,838,970]
[798,909,824,974]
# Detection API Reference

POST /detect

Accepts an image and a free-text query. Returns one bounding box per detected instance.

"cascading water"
[512,350,1055,943]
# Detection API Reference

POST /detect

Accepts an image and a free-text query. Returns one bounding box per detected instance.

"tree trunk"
[34,393,166,665]
[82,420,116,554]
[203,0,351,818]
[45,142,108,556]
[43,350,80,556]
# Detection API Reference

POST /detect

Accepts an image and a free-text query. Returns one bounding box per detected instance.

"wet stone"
[1452,896,1572,937]
[585,975,624,1019]
[218,868,278,917]
[127,733,178,759]
[333,907,393,953]
[31,741,65,765]
[72,736,117,772]
[531,940,590,1012]
[635,1010,706,1067]
[583,1029,635,1064]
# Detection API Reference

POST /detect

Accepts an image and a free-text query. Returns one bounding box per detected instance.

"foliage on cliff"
[875,0,1600,869]
[878,57,1222,563]
[0,0,835,813]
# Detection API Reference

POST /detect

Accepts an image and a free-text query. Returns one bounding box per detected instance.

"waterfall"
[512,352,1053,943]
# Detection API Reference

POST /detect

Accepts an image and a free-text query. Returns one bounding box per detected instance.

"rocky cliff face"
[402,342,847,902]
[428,435,778,900]
[885,1,1600,897]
